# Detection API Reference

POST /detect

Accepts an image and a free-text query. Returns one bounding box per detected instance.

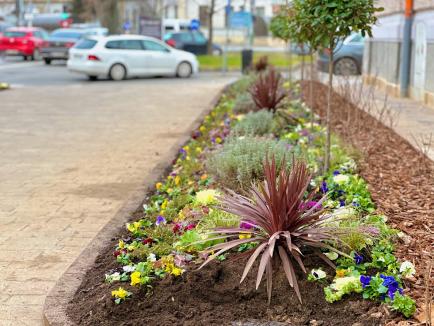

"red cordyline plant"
[249,68,286,112]
[199,157,349,304]
[254,56,269,72]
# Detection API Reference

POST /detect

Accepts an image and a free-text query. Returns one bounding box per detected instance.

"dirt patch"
[301,80,434,309]
[68,250,386,326]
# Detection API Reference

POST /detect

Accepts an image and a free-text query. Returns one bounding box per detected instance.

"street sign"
[123,21,131,32]
[229,11,252,29]
[190,19,200,31]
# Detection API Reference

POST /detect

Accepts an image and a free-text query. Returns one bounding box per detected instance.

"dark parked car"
[317,33,364,75]
[163,31,222,55]
[41,28,89,64]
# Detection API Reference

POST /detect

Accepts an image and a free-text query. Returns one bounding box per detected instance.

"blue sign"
[229,11,252,29]
[123,21,131,31]
[190,19,200,31]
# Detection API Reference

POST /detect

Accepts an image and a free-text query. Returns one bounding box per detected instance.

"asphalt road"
[0,57,240,87]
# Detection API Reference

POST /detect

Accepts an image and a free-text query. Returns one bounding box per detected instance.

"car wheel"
[88,75,98,81]
[109,64,126,81]
[44,58,52,65]
[334,57,359,76]
[212,48,222,56]
[176,62,192,78]
[32,49,41,61]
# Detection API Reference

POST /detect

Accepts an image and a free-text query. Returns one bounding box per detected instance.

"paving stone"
[0,74,236,324]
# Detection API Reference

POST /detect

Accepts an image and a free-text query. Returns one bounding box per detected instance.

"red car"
[0,27,48,60]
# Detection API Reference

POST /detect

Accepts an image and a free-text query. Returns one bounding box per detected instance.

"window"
[75,39,97,49]
[142,40,169,52]
[4,31,26,38]
[33,31,42,39]
[51,31,83,39]
[179,33,194,43]
[349,34,364,43]
[192,32,207,45]
[105,40,143,50]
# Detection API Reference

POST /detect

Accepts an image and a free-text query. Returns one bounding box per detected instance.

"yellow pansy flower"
[171,267,183,276]
[336,269,346,278]
[155,182,163,190]
[161,199,168,210]
[118,240,125,249]
[130,271,141,286]
[167,188,173,194]
[175,175,181,186]
[199,126,206,133]
[200,174,208,181]
[111,287,129,299]
[195,147,202,153]
[215,137,222,144]
[239,233,252,239]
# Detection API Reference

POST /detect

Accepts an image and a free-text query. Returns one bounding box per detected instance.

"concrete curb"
[42,85,228,326]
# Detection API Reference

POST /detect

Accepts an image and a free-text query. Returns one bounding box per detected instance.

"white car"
[67,35,199,80]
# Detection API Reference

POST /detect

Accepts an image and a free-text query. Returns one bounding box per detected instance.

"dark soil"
[301,81,434,313]
[69,250,386,326]
[67,81,434,325]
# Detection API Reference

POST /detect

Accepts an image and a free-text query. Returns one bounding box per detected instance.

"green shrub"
[232,110,277,136]
[196,209,240,232]
[228,75,256,98]
[206,135,292,190]
[233,92,256,114]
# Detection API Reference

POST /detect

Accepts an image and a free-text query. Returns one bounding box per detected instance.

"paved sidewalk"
[310,72,434,161]
[0,74,236,325]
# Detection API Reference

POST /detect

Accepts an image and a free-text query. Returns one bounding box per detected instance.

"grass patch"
[198,52,304,70]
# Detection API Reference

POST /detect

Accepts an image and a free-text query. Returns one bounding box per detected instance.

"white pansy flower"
[105,272,121,283]
[333,174,350,185]
[311,268,327,280]
[122,265,136,273]
[147,253,157,262]
[400,261,416,278]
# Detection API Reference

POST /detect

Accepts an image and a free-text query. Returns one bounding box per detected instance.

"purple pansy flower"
[360,275,372,288]
[155,215,166,226]
[333,170,340,176]
[354,253,363,265]
[240,221,254,229]
[321,181,328,193]
[339,199,345,207]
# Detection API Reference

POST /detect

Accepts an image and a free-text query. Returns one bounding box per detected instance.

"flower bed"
[68,73,422,326]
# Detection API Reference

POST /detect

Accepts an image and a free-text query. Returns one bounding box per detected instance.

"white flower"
[332,206,356,219]
[333,174,350,185]
[122,265,136,273]
[324,252,339,260]
[311,268,327,280]
[400,261,416,278]
[147,253,157,262]
[105,272,121,283]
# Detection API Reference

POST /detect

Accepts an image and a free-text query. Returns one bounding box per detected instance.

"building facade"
[364,0,434,107]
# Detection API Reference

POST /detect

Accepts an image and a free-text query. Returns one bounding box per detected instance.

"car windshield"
[51,31,83,39]
[4,31,27,37]
[74,38,97,49]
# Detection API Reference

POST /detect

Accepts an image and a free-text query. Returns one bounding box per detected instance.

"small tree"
[295,0,382,172]
[287,0,320,129]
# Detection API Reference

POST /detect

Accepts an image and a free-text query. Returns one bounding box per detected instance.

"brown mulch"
[301,81,434,319]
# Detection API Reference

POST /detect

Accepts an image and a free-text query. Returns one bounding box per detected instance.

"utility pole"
[16,0,24,26]
[400,0,414,97]
[249,0,255,47]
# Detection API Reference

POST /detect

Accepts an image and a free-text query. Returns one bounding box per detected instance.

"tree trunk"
[207,0,216,55]
[287,41,292,86]
[325,49,334,173]
[309,52,314,129]
[301,46,305,80]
